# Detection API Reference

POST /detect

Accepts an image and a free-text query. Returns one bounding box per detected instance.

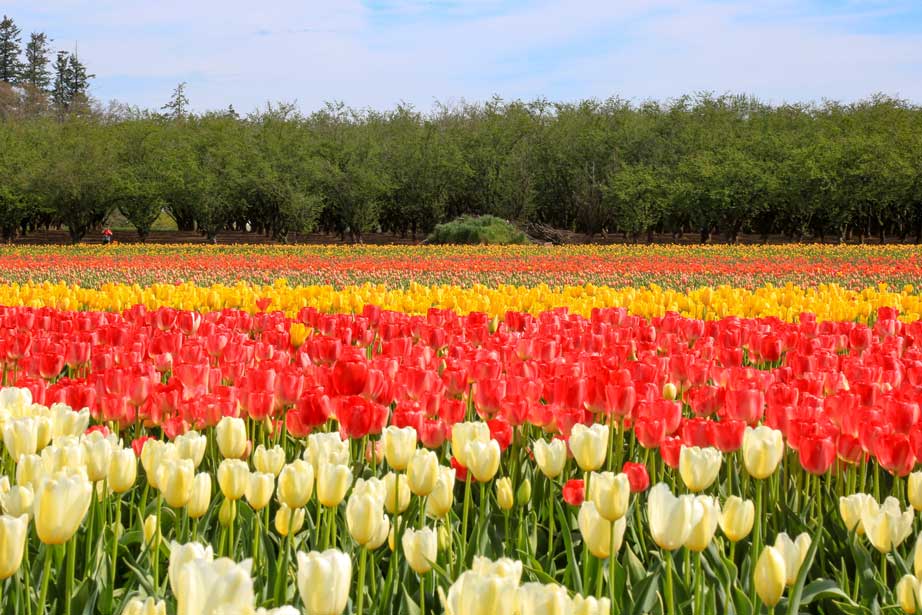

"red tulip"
[634,416,666,449]
[711,420,746,453]
[799,435,836,475]
[660,435,683,469]
[680,418,713,449]
[487,417,513,451]
[331,354,369,396]
[622,462,650,493]
[562,479,585,506]
[876,433,916,477]
[336,396,388,439]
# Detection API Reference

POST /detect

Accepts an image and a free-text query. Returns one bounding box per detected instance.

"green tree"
[22,32,52,90]
[0,15,24,84]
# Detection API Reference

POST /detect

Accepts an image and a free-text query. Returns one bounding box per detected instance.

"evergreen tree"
[51,50,70,109]
[66,52,92,102]
[0,15,24,84]
[22,32,53,90]
[161,82,190,119]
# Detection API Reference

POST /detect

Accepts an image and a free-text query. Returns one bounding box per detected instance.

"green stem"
[609,522,617,608]
[38,547,52,615]
[356,547,368,615]
[111,495,121,599]
[459,473,472,575]
[65,538,76,615]
[750,480,763,608]
[664,550,676,615]
[694,551,703,615]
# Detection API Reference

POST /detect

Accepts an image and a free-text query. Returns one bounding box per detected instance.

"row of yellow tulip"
[1,280,921,322]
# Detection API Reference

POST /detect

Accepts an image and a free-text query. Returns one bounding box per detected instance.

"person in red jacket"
[102,228,113,245]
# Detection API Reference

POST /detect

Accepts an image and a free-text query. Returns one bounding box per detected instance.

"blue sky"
[5,0,922,113]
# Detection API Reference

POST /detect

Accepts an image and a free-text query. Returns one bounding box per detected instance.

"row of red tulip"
[1,304,920,478]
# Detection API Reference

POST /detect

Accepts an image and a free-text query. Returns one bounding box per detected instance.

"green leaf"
[628,569,662,615]
[799,578,854,607]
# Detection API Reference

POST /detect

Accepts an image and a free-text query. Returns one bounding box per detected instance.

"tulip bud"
[662,382,678,400]
[275,504,306,536]
[407,449,439,496]
[174,431,207,468]
[754,546,786,607]
[382,426,417,471]
[218,498,236,527]
[402,527,438,574]
[253,444,286,476]
[684,495,720,552]
[578,501,626,559]
[317,462,352,508]
[34,473,92,544]
[108,448,137,494]
[218,459,250,501]
[451,422,490,468]
[533,438,567,479]
[157,458,195,508]
[678,446,722,493]
[516,478,531,506]
[773,532,811,585]
[365,440,384,465]
[0,513,28,579]
[588,471,631,522]
[296,550,352,615]
[185,473,212,519]
[215,417,247,459]
[569,424,609,472]
[277,460,315,509]
[719,495,754,542]
[0,485,33,520]
[496,477,514,511]
[245,472,275,511]
[897,574,919,614]
[909,472,922,512]
[742,426,784,480]
[464,440,501,482]
[143,514,160,548]
[121,596,167,615]
[384,472,411,515]
[426,466,456,518]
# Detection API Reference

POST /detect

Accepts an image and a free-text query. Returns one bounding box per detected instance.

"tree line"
[1,12,922,243]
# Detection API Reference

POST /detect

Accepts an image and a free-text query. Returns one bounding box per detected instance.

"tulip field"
[1,244,922,615]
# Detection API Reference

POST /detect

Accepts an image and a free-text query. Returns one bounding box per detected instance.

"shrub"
[426,215,530,245]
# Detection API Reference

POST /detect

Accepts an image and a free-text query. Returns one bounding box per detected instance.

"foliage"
[426,215,530,245]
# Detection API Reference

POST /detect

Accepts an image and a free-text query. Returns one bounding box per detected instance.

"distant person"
[102,228,113,245]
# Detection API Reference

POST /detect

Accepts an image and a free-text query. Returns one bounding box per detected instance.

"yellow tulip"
[275,505,306,537]
[647,483,703,551]
[518,582,571,615]
[34,474,92,544]
[218,498,237,527]
[754,546,786,607]
[588,471,631,522]
[277,460,315,509]
[217,459,250,501]
[773,532,812,586]
[384,472,411,515]
[157,458,195,508]
[407,449,439,497]
[253,444,286,476]
[684,495,720,552]
[245,472,275,511]
[346,479,386,546]
[719,496,754,542]
[174,431,207,468]
[317,462,352,508]
[742,426,784,480]
[108,448,138,494]
[897,574,919,614]
[578,501,626,559]
[0,514,28,579]
[533,439,567,479]
[678,446,722,492]
[402,527,438,574]
[861,497,913,554]
[382,426,417,471]
[570,595,612,615]
[0,485,33,520]
[492,477,512,511]
[186,473,212,519]
[296,550,352,615]
[568,424,608,472]
[908,472,922,512]
[215,417,247,459]
[465,440,501,483]
[121,597,167,615]
[451,422,490,469]
[839,493,873,534]
[426,466,456,518]
[143,514,160,548]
